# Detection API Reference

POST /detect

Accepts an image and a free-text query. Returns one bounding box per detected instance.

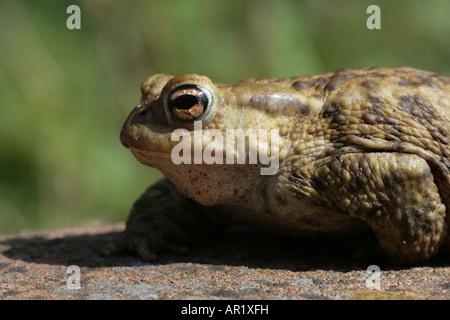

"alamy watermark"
[65,5,380,31]
[171,121,280,175]
[66,5,81,30]
[367,5,381,29]
[365,265,381,290]
[66,265,81,289]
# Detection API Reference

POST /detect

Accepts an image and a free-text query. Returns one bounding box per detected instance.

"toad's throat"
[131,145,280,175]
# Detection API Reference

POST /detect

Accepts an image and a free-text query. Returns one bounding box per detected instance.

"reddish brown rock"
[0,223,448,300]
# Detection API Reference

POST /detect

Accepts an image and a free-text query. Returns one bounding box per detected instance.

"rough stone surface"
[0,223,448,300]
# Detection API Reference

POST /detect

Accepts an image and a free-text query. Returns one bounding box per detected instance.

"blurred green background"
[0,0,449,234]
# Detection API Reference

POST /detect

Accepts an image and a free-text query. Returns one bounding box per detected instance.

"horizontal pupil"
[172,95,198,110]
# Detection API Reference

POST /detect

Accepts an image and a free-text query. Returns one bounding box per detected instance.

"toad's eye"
[167,85,210,121]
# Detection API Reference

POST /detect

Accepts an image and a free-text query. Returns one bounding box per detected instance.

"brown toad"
[117,67,450,264]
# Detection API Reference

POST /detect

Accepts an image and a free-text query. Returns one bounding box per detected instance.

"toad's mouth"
[130,147,173,167]
[130,147,172,159]
[120,121,176,159]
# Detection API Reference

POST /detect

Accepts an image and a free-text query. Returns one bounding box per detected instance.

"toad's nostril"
[138,109,152,121]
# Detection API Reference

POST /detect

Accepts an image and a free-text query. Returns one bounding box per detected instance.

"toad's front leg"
[311,152,447,264]
[104,179,231,261]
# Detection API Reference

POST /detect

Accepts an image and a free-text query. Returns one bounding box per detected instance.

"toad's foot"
[101,179,231,261]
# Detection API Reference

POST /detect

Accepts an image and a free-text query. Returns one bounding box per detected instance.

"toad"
[116,67,449,264]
